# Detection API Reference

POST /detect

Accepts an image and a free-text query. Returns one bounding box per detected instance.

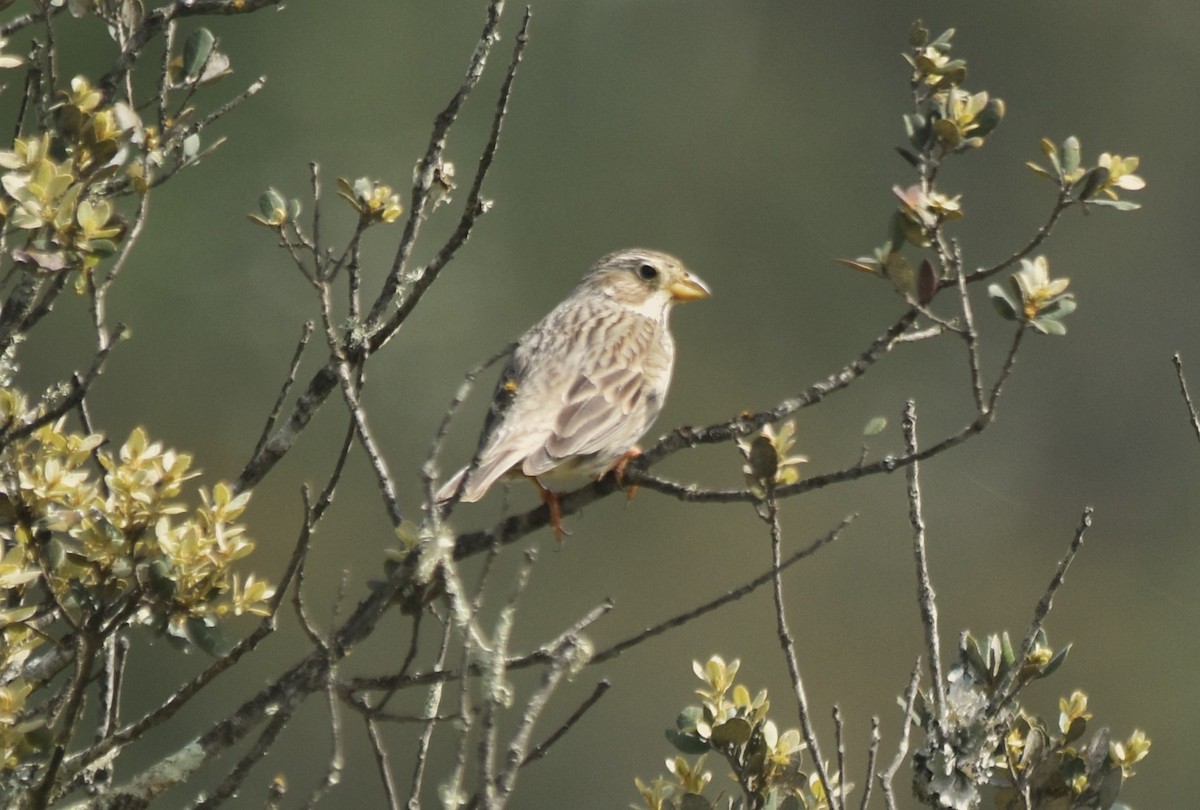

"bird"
[435,248,710,538]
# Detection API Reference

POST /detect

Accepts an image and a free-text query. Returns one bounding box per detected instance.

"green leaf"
[186,616,230,657]
[710,717,753,746]
[44,538,65,570]
[884,252,914,295]
[909,20,929,48]
[666,728,710,755]
[1041,643,1071,678]
[1030,316,1067,336]
[183,133,201,160]
[259,188,285,220]
[972,97,1005,139]
[930,28,956,49]
[1087,198,1141,211]
[676,705,705,730]
[903,113,928,150]
[963,633,988,679]
[888,212,908,254]
[143,560,176,601]
[1061,136,1081,175]
[863,416,888,436]
[895,147,919,168]
[1077,166,1110,200]
[1000,631,1016,670]
[183,28,216,81]
[987,283,1019,320]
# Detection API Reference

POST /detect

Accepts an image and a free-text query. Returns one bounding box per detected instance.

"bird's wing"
[445,355,548,502]
[521,364,651,476]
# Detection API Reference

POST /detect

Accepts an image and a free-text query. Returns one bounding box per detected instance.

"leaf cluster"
[0,397,271,781]
[909,631,1148,810]
[635,656,849,810]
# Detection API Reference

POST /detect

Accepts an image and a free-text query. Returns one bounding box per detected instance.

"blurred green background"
[19,1,1194,807]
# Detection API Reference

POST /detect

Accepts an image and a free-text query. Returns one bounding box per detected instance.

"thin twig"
[833,705,846,809]
[591,518,849,666]
[429,342,517,515]
[31,629,99,807]
[478,549,539,808]
[251,321,315,463]
[963,188,1073,285]
[521,679,610,768]
[765,489,837,810]
[859,717,880,810]
[365,0,516,332]
[879,660,922,810]
[0,324,125,450]
[318,281,403,526]
[193,698,295,810]
[1173,353,1200,445]
[234,2,527,495]
[313,417,357,522]
[990,506,1092,712]
[491,636,577,806]
[365,715,403,810]
[903,401,945,721]
[301,674,345,809]
[406,621,455,809]
[950,240,985,410]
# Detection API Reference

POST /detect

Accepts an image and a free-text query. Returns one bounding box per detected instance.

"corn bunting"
[436,248,710,537]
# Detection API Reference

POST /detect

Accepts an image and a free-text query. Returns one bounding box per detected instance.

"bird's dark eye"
[636,263,659,281]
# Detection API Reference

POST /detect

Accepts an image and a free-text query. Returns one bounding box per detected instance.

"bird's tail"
[434,467,469,504]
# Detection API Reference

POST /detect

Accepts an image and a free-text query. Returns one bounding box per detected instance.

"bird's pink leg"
[528,476,569,542]
[609,447,642,500]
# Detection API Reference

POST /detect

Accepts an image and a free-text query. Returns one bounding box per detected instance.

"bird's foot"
[610,447,642,500]
[530,477,570,543]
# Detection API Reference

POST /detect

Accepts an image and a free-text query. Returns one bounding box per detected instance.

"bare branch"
[591,518,848,666]
[0,323,126,451]
[990,506,1092,712]
[963,187,1073,285]
[234,1,528,495]
[406,621,455,809]
[300,676,345,810]
[97,0,283,99]
[250,321,315,463]
[427,342,517,515]
[879,660,922,810]
[903,401,945,721]
[764,490,837,809]
[1173,353,1200,444]
[859,716,880,810]
[365,715,403,810]
[520,679,610,768]
[833,705,846,809]
[365,0,525,334]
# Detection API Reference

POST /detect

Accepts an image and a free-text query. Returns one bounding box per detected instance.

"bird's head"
[581,249,711,318]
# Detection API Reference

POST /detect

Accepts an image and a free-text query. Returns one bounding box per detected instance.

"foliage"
[0,410,269,775]
[910,632,1147,810]
[635,656,848,810]
[0,4,1158,809]
[637,22,1152,810]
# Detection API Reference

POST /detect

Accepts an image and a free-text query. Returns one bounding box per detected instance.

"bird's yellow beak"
[668,272,711,302]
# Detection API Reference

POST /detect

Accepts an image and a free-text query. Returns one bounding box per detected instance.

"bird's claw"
[610,447,642,500]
